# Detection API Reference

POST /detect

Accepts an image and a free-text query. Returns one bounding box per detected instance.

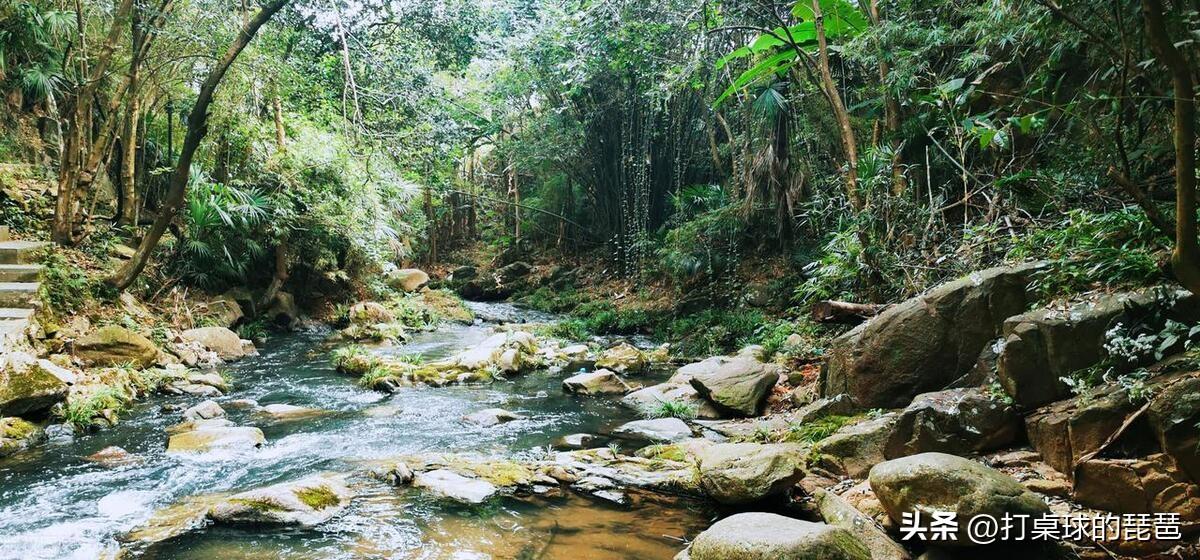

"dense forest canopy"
[1,0,1198,313]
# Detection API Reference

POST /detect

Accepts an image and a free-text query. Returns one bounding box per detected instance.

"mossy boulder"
[687,355,782,417]
[208,474,352,526]
[348,301,395,325]
[166,425,265,454]
[685,512,871,560]
[869,452,1049,545]
[74,325,160,368]
[0,354,71,416]
[0,416,45,457]
[595,343,647,374]
[386,268,430,292]
[697,442,807,505]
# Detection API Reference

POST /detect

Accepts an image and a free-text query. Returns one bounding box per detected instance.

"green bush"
[1008,209,1168,298]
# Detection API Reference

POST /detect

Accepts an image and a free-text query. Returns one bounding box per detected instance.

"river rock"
[349,301,395,325]
[412,468,498,504]
[611,418,692,444]
[687,355,781,417]
[73,325,160,368]
[562,369,632,395]
[0,417,44,458]
[997,290,1200,408]
[265,291,300,328]
[685,512,871,560]
[387,268,430,292]
[203,294,244,329]
[463,408,522,427]
[595,343,647,374]
[869,452,1049,545]
[0,353,71,416]
[181,327,254,361]
[183,400,226,421]
[621,382,722,419]
[886,387,1020,456]
[697,442,806,505]
[815,488,911,560]
[257,403,327,421]
[208,474,352,527]
[813,414,901,479]
[556,433,596,449]
[822,262,1043,408]
[85,445,139,467]
[167,425,265,454]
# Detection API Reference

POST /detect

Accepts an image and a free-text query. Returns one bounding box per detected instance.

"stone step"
[0,264,41,282]
[0,308,34,320]
[0,241,51,264]
[0,282,39,308]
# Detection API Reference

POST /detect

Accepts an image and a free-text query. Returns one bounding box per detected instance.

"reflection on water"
[0,302,710,559]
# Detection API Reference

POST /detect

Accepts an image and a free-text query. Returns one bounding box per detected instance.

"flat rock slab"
[208,473,352,527]
[686,512,871,560]
[412,469,498,504]
[611,418,693,444]
[167,426,265,454]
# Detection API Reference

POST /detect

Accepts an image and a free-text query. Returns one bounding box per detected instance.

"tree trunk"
[866,0,905,196]
[119,2,144,228]
[1142,0,1200,295]
[54,0,136,245]
[811,0,861,210]
[109,0,292,289]
[273,94,286,149]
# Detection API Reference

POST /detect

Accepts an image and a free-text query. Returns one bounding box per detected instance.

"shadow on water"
[0,302,711,559]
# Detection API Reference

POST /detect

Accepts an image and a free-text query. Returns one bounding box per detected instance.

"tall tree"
[109,0,292,289]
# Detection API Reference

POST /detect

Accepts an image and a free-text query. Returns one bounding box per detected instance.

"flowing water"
[0,302,711,559]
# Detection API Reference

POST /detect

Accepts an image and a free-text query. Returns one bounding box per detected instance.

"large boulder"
[869,452,1049,545]
[265,291,300,329]
[0,354,71,416]
[697,442,806,505]
[73,325,160,368]
[815,488,911,560]
[1024,382,1140,477]
[621,382,722,420]
[348,301,395,325]
[822,262,1043,408]
[813,414,899,479]
[997,290,1200,408]
[386,268,430,292]
[886,388,1020,457]
[0,417,45,458]
[611,418,693,444]
[595,343,647,374]
[208,474,352,527]
[203,294,244,329]
[562,369,632,396]
[181,326,254,361]
[687,355,782,417]
[685,513,871,560]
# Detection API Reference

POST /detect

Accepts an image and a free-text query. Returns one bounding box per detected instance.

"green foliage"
[661,308,766,357]
[751,318,825,360]
[786,414,853,444]
[1009,209,1169,298]
[38,251,95,314]
[63,386,129,431]
[649,400,698,420]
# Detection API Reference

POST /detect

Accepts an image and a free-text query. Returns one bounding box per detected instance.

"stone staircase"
[0,229,49,350]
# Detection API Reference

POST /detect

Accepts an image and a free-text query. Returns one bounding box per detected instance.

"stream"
[0,302,711,559]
